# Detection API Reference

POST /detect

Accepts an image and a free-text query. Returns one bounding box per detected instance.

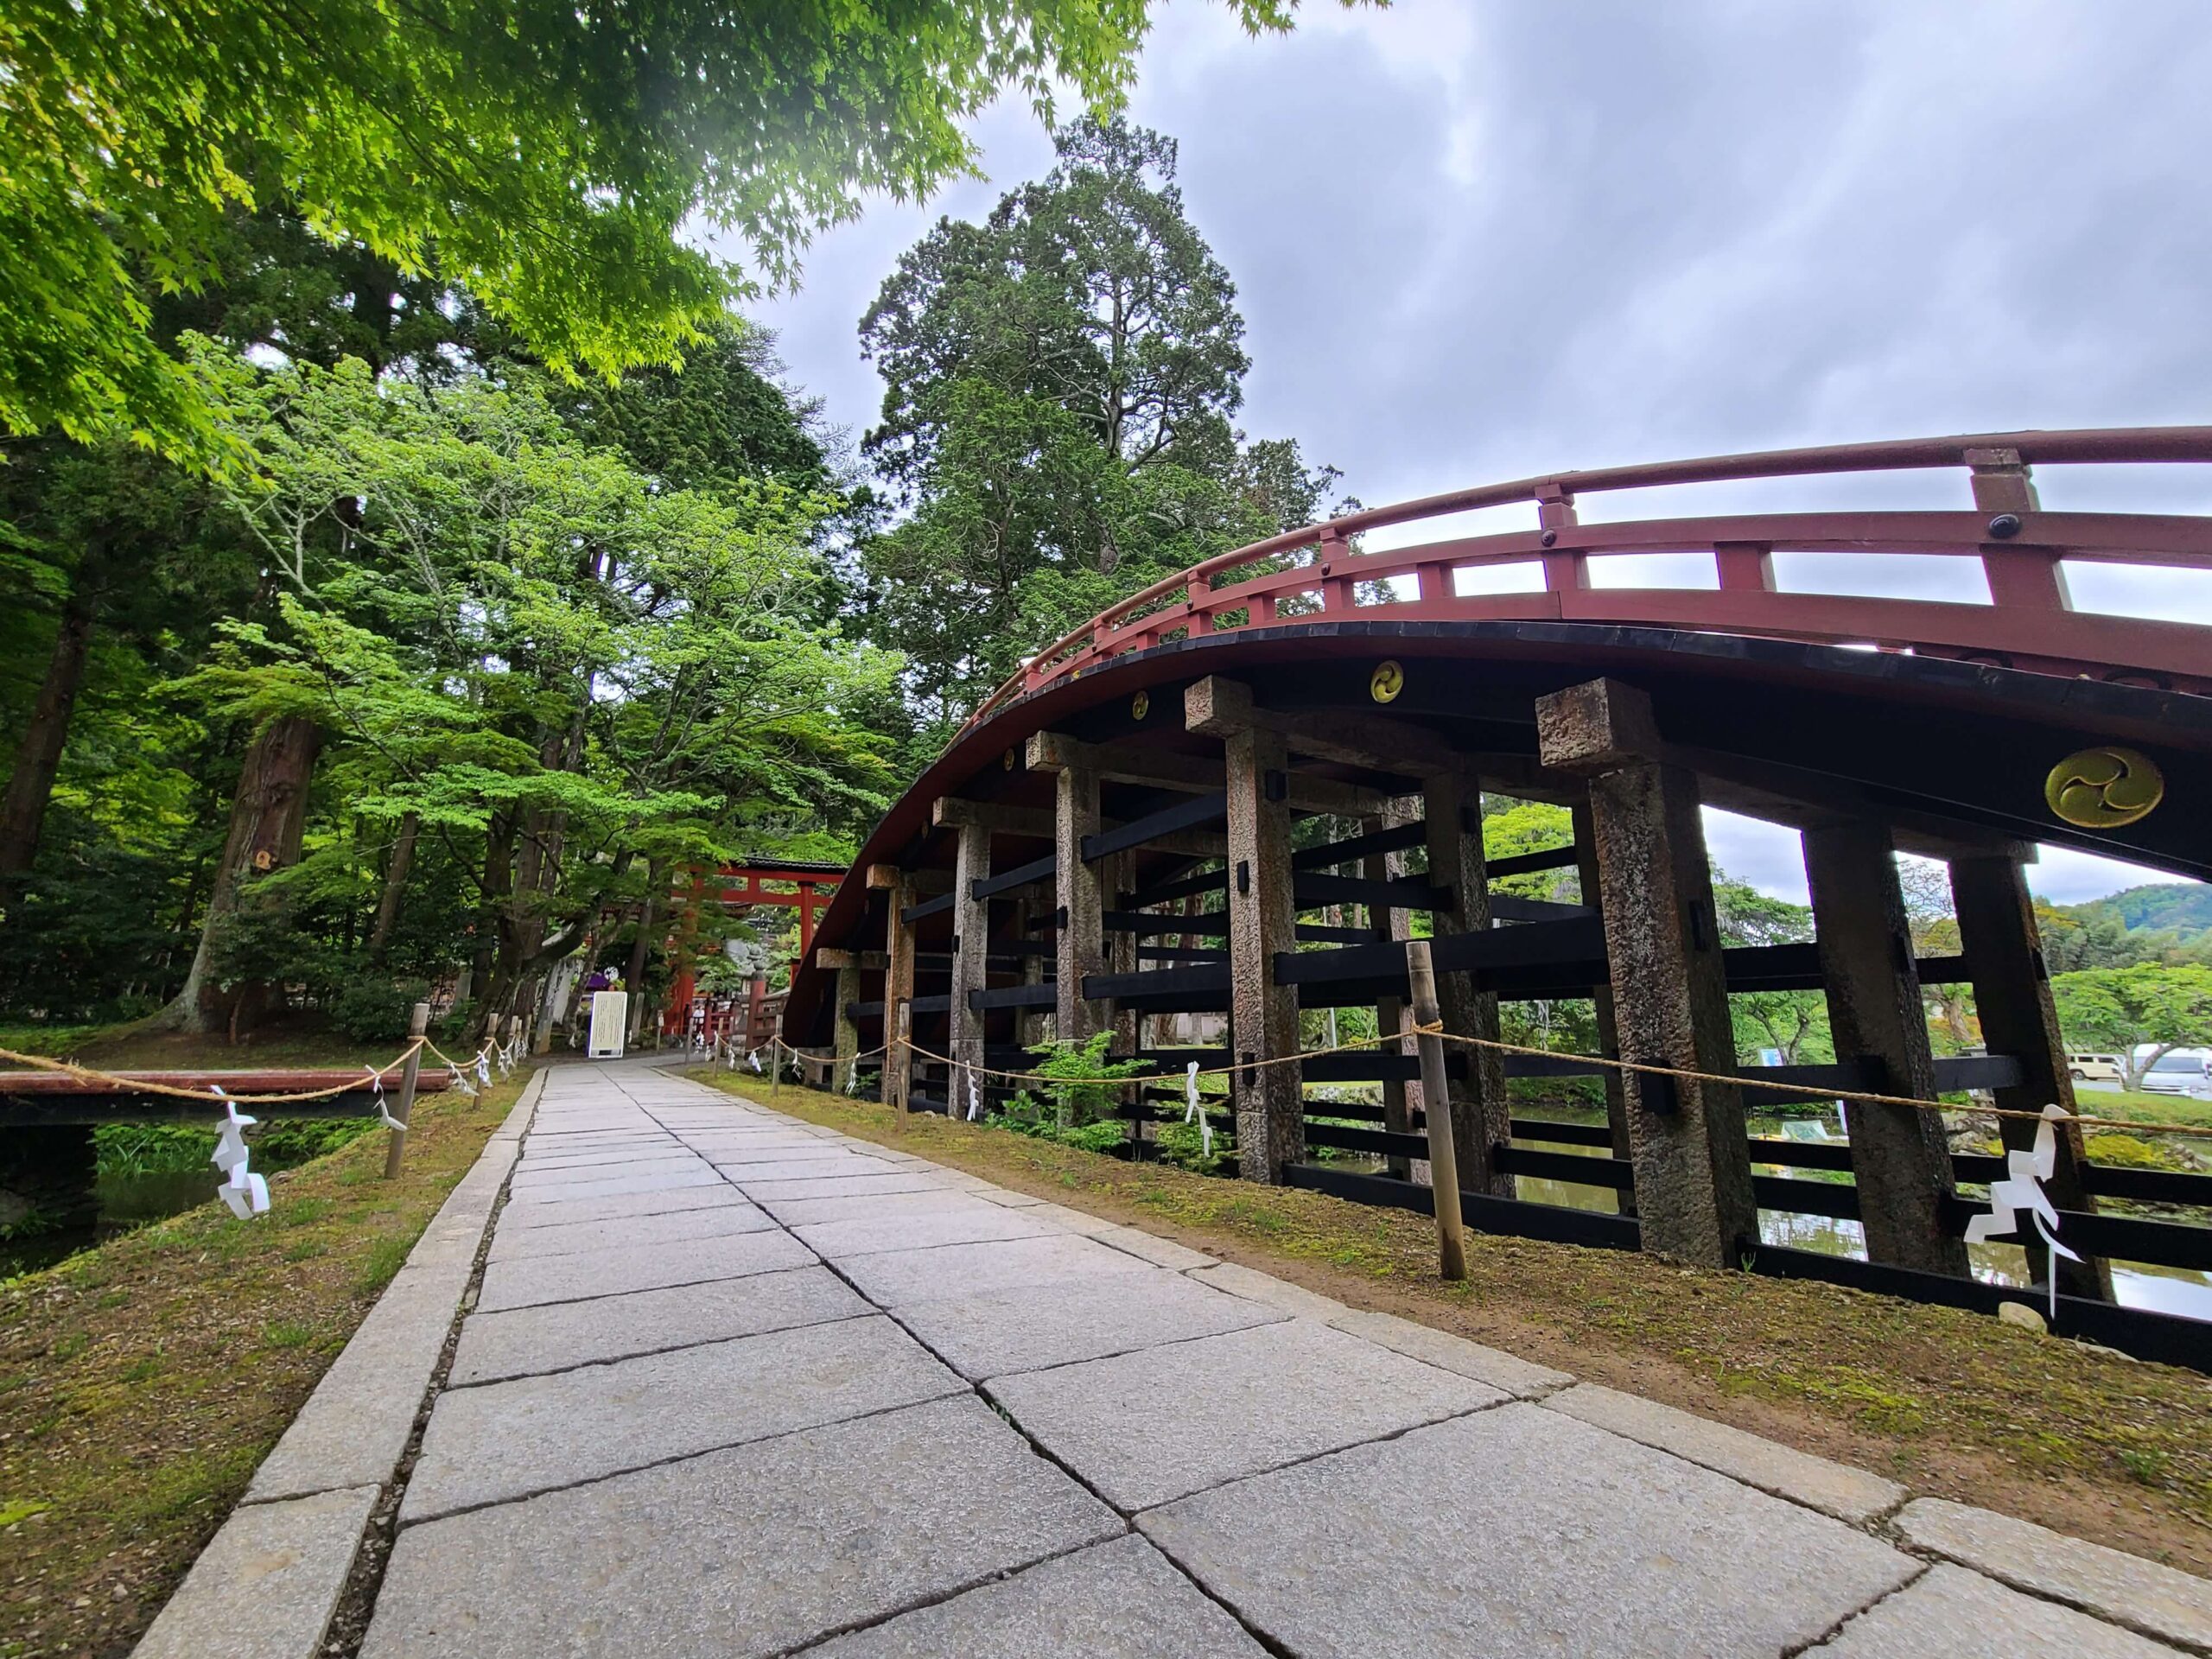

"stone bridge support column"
[1421,772,1511,1198]
[1108,850,1142,1058]
[1948,854,2112,1301]
[1364,808,1416,1180]
[868,864,918,1116]
[1573,800,1637,1209]
[1537,677,1757,1269]
[817,950,864,1093]
[1027,734,1109,1048]
[1804,823,1969,1276]
[948,818,991,1119]
[1188,679,1304,1183]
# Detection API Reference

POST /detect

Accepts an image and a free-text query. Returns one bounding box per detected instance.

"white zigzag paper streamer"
[1964,1102,2083,1322]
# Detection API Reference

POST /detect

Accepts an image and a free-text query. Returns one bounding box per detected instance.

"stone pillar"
[949,819,991,1116]
[1537,677,1757,1268]
[1364,810,1415,1180]
[0,1125,99,1237]
[1014,898,1048,1050]
[832,961,862,1093]
[1220,725,1304,1182]
[869,864,918,1116]
[1108,850,1141,1058]
[1051,763,1107,1046]
[1420,772,1511,1198]
[1804,823,1969,1276]
[1572,800,1637,1198]
[1948,854,2112,1300]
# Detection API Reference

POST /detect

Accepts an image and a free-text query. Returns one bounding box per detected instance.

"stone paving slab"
[485,1198,775,1262]
[1091,1224,1217,1269]
[475,1224,815,1312]
[804,1534,1269,1659]
[1185,1260,1351,1320]
[836,1231,1155,1308]
[450,1264,870,1386]
[792,1203,1063,1259]
[714,1150,893,1175]
[1808,1564,2183,1656]
[756,1187,1020,1227]
[493,1181,750,1230]
[989,1317,1504,1511]
[134,1484,378,1659]
[893,1269,1287,1382]
[1544,1382,1906,1523]
[1891,1497,2212,1650]
[1141,1403,1917,1658]
[499,1166,722,1205]
[739,1170,963,1203]
[1325,1309,1572,1398]
[365,1397,1122,1659]
[508,1154,705,1189]
[406,1313,962,1520]
[512,1143,692,1169]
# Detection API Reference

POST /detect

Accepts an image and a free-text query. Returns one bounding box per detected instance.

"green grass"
[2080,1089,2212,1133]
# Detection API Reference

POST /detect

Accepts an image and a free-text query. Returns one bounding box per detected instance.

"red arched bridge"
[775,428,2212,1367]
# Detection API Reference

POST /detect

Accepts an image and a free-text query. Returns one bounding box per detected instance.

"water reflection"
[1500,1106,2212,1322]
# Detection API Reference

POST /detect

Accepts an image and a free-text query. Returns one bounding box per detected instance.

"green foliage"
[1014,1032,1153,1128]
[2052,963,2212,1090]
[94,1117,378,1179]
[5,0,1293,458]
[856,115,1349,734]
[325,978,432,1046]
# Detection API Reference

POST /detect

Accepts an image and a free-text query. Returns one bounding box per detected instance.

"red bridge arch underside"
[784,428,2212,1046]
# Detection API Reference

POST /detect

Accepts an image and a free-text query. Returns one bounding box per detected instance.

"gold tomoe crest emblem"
[2044,747,2164,829]
[1370,660,1405,704]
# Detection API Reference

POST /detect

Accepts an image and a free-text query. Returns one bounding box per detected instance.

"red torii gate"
[666,861,845,1045]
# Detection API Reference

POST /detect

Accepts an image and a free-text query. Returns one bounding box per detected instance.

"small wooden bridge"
[774,428,2212,1367]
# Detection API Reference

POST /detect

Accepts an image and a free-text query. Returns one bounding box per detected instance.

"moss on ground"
[709,1073,2212,1573]
[0,1071,521,1658]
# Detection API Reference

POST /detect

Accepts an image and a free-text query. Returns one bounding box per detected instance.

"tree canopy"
[856,115,1348,734]
[2,0,1304,460]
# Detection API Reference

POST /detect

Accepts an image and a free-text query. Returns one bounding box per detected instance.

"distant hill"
[2068,883,2212,940]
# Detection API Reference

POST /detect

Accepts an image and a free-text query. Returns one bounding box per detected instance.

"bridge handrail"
[963,426,2212,728]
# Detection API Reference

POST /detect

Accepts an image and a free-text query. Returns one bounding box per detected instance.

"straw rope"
[0,1040,429,1105]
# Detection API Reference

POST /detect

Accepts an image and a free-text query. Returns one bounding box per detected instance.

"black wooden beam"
[1081,791,1227,862]
[1292,819,1427,871]
[972,852,1057,899]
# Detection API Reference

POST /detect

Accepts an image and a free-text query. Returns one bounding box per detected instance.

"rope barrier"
[726,1009,2210,1142]
[758,1023,2210,1142]
[0,1039,429,1104]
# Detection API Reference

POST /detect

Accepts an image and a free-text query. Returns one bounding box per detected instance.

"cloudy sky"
[741,0,2212,907]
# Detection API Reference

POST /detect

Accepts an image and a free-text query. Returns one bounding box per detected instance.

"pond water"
[1502,1104,2212,1322]
[1,1170,218,1279]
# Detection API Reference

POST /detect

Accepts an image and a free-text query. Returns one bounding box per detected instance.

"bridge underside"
[783,614,2209,1344]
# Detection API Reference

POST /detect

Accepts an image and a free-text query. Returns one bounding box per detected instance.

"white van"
[2137,1048,2211,1096]
[2066,1052,2124,1083]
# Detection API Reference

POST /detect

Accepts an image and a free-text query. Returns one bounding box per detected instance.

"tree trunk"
[155,715,326,1035]
[626,858,666,1041]
[468,814,516,1040]
[0,577,99,878]
[365,810,419,963]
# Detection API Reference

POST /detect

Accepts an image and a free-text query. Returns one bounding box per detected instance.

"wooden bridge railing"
[965,427,2212,726]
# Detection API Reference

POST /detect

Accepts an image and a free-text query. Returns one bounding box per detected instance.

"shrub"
[327,976,432,1044]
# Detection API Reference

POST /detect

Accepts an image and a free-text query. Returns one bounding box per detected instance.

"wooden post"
[1537,678,1757,1268]
[1948,854,2112,1300]
[1364,810,1415,1179]
[893,1001,912,1124]
[382,1001,430,1179]
[1804,823,1969,1276]
[1572,799,1637,1201]
[949,818,991,1119]
[1421,772,1512,1197]
[1406,941,1468,1281]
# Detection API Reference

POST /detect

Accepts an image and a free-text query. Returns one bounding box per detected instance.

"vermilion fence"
[966,428,2212,728]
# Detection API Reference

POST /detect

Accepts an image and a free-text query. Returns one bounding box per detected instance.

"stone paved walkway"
[354,1060,2209,1658]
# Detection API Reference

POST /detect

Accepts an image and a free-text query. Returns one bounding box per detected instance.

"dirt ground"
[0,1071,520,1659]
[712,1074,2212,1576]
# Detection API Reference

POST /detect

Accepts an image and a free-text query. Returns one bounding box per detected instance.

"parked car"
[2066,1052,2125,1083]
[2137,1049,2211,1096]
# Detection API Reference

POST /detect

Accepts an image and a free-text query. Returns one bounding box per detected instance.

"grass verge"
[705,1073,2212,1573]
[0,1070,523,1658]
